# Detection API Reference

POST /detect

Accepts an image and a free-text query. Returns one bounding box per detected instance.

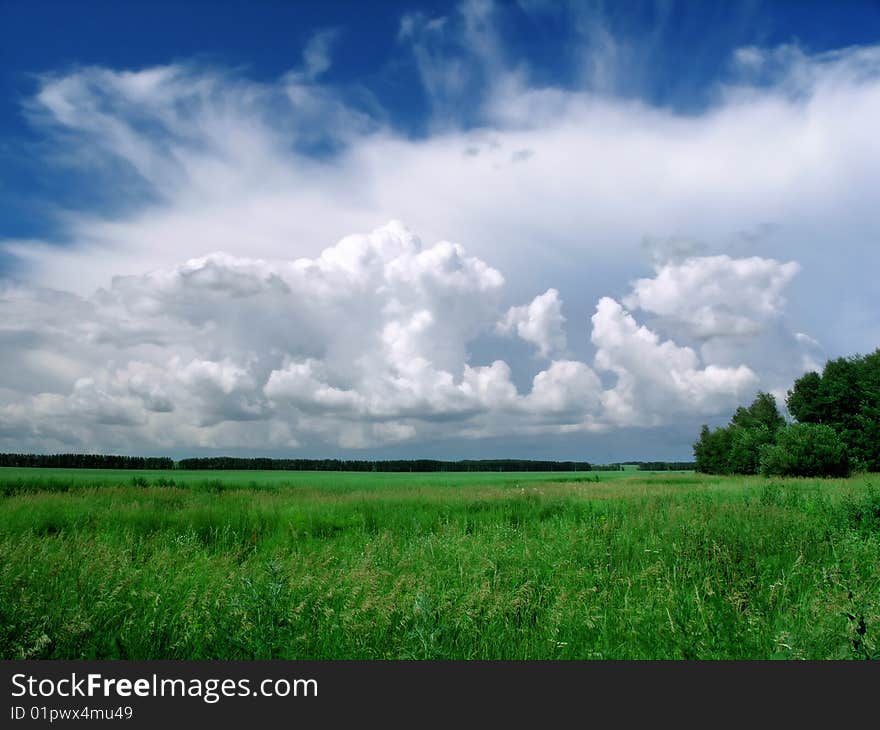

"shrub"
[759,423,850,478]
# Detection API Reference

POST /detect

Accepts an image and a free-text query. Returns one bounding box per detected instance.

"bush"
[759,423,850,478]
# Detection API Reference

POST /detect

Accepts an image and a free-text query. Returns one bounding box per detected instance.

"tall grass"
[0,470,877,659]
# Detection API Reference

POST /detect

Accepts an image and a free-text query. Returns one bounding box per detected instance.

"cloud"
[301,29,339,80]
[729,43,880,98]
[0,222,512,450]
[623,254,800,338]
[6,37,879,317]
[525,360,602,419]
[591,297,758,427]
[497,288,566,358]
[616,254,819,411]
[399,0,503,126]
[0,219,786,452]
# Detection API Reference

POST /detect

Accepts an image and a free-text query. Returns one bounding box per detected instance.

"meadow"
[1,467,878,659]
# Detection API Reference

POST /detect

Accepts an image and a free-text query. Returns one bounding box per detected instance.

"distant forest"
[631,461,696,471]
[0,453,174,470]
[176,457,598,472]
[0,453,693,472]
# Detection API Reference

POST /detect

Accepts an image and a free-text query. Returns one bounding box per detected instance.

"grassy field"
[0,466,623,495]
[1,468,878,659]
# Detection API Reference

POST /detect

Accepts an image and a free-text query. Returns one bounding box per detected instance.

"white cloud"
[6,39,879,322]
[623,255,800,338]
[0,220,780,452]
[617,253,821,400]
[497,288,566,357]
[399,0,503,126]
[591,297,758,427]
[525,360,602,418]
[264,359,365,414]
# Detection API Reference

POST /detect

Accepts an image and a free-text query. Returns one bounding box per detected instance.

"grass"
[0,468,878,659]
[0,466,626,496]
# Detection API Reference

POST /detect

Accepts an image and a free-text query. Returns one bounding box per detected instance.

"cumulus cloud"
[591,298,758,427]
[0,219,794,453]
[525,360,602,419]
[2,223,516,450]
[623,255,800,338]
[497,288,566,357]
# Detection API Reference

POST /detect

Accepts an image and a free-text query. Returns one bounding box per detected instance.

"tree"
[698,349,879,478]
[728,425,774,475]
[730,391,786,433]
[786,371,822,424]
[786,349,880,471]
[693,424,734,474]
[693,392,786,475]
[759,423,850,478]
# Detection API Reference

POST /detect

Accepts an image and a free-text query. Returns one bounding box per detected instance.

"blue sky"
[1,0,879,459]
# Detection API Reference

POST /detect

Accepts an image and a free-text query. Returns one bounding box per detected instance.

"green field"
[1,468,878,659]
[0,467,626,495]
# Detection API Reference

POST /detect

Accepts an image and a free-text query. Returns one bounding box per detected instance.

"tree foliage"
[693,424,734,474]
[693,392,784,475]
[759,423,850,477]
[0,454,600,474]
[728,425,775,475]
[634,461,696,471]
[695,347,879,477]
[730,391,786,434]
[0,453,173,469]
[787,349,880,471]
[175,458,595,472]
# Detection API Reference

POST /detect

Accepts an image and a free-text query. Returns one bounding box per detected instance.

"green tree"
[730,391,786,433]
[694,392,787,474]
[786,371,822,424]
[787,349,880,470]
[728,425,774,475]
[759,423,850,478]
[693,424,734,474]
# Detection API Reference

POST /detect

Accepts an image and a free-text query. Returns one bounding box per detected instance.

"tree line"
[0,453,596,472]
[175,457,596,472]
[694,348,880,477]
[0,453,174,469]
[0,454,695,473]
[634,462,696,471]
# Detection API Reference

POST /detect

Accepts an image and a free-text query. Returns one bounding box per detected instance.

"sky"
[1,0,879,461]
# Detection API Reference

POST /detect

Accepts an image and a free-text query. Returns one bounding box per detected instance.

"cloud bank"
[1,221,800,453]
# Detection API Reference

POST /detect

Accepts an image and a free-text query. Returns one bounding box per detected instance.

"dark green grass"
[0,469,878,659]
